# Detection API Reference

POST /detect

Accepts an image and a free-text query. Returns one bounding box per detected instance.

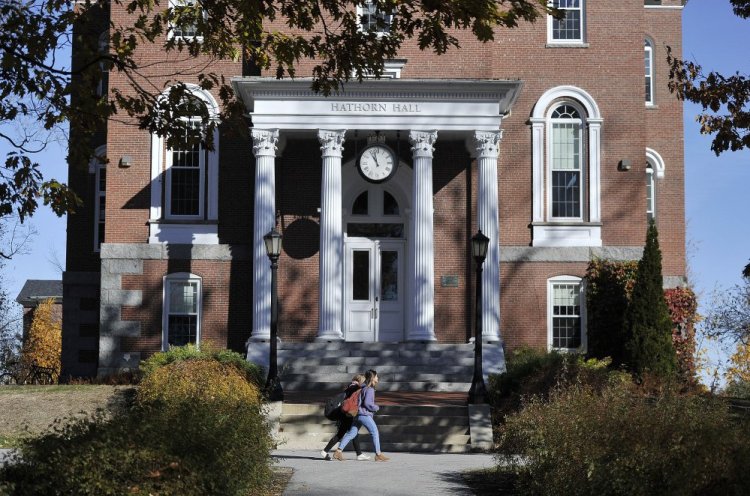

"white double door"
[344,238,405,342]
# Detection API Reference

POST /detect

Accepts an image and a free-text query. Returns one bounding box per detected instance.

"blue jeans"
[338,415,381,454]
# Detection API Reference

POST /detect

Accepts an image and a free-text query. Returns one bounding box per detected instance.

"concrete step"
[280,372,470,383]
[281,356,476,367]
[279,349,474,360]
[278,422,468,437]
[279,342,474,352]
[281,403,468,417]
[280,364,472,375]
[279,380,471,392]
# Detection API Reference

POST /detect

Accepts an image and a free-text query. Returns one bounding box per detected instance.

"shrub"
[137,359,261,408]
[497,382,750,496]
[1,357,274,495]
[489,347,627,420]
[140,344,264,386]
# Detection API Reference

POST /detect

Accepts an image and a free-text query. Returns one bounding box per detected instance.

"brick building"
[62,1,687,378]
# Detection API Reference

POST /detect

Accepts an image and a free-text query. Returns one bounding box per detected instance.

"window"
[352,191,368,215]
[166,116,205,218]
[94,163,106,251]
[549,0,585,44]
[646,165,655,221]
[169,0,203,40]
[548,276,585,351]
[550,104,583,219]
[645,39,654,105]
[531,86,602,247]
[96,31,109,97]
[358,0,393,35]
[163,274,201,349]
[149,84,220,244]
[383,191,399,215]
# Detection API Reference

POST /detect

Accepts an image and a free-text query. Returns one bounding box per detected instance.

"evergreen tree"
[623,221,677,380]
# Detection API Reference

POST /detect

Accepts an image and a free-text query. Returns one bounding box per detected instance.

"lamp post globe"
[468,230,489,405]
[264,229,284,401]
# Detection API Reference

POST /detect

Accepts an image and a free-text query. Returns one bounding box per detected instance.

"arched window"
[548,275,586,352]
[383,191,399,215]
[166,96,205,219]
[162,273,202,349]
[645,39,654,105]
[531,86,603,247]
[149,84,220,243]
[352,191,368,215]
[549,103,583,219]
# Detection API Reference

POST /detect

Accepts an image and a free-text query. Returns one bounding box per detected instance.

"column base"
[246,340,278,369]
[315,330,344,342]
[406,333,437,342]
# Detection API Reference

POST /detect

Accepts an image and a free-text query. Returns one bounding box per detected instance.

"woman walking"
[333,369,390,462]
[320,374,370,460]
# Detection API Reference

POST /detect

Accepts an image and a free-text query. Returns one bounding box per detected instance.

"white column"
[530,118,545,223]
[588,119,603,223]
[317,130,346,341]
[473,130,503,342]
[408,130,438,342]
[251,129,279,341]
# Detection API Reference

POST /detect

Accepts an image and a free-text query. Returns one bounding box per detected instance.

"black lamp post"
[263,229,284,401]
[468,230,489,404]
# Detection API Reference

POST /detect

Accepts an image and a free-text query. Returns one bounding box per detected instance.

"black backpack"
[324,392,346,420]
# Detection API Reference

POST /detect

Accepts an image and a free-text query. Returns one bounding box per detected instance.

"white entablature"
[231,78,523,132]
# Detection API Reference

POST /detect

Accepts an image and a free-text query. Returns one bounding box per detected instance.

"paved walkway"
[272,449,496,496]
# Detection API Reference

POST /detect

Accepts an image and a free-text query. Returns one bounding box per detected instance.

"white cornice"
[232,78,524,131]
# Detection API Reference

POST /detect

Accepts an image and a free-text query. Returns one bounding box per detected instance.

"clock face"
[358,145,397,183]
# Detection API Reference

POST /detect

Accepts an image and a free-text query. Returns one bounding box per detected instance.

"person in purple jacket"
[333,369,390,462]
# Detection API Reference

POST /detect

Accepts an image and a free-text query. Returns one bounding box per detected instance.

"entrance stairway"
[273,342,494,453]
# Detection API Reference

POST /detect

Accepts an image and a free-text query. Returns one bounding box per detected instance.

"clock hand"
[370,150,379,166]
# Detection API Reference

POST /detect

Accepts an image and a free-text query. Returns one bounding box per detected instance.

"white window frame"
[357,0,393,37]
[547,0,586,45]
[531,86,602,247]
[95,31,109,97]
[547,275,586,352]
[547,102,585,222]
[149,84,220,244]
[165,116,206,220]
[162,273,202,350]
[646,165,655,221]
[645,38,655,106]
[94,162,107,252]
[168,0,205,41]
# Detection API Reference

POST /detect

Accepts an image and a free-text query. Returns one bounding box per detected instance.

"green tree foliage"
[0,0,553,223]
[623,221,677,380]
[668,0,750,155]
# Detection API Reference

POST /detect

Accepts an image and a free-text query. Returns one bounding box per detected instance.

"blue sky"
[2,0,748,376]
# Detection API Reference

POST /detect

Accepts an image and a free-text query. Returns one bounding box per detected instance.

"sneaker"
[374,453,390,462]
[356,453,371,461]
[320,450,329,459]
[332,449,345,461]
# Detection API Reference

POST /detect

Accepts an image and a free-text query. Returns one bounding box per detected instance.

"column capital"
[251,129,279,158]
[318,129,346,158]
[472,130,503,159]
[409,130,438,159]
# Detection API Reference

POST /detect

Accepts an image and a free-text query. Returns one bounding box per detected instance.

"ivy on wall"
[585,260,699,385]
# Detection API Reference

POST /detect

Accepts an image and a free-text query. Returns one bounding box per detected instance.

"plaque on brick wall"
[440,275,459,287]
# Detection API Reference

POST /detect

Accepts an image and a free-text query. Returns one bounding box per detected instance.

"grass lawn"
[0,385,134,448]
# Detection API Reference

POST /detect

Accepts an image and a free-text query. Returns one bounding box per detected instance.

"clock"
[358,144,398,183]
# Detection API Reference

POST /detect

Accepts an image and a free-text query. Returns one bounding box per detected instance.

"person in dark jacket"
[333,369,390,462]
[320,374,370,460]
